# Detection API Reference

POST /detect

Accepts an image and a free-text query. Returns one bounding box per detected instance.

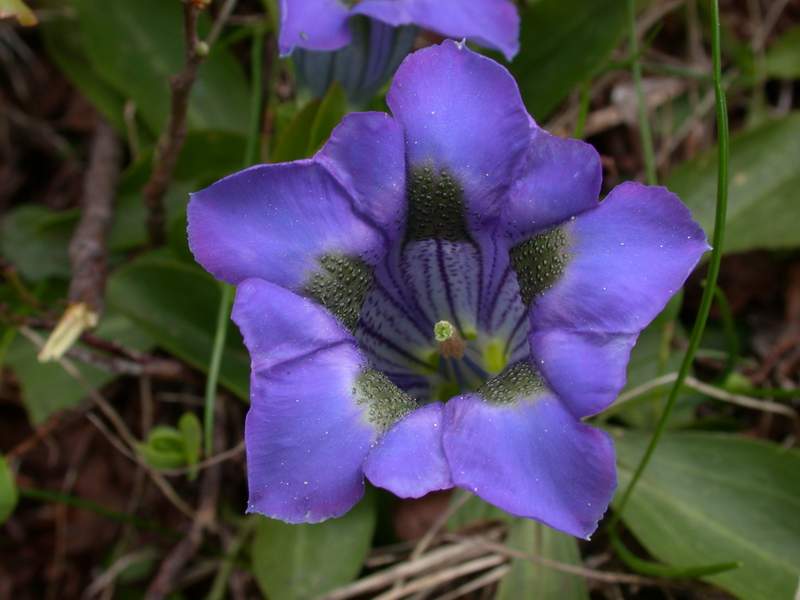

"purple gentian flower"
[279,0,520,60]
[188,41,708,538]
[281,0,520,103]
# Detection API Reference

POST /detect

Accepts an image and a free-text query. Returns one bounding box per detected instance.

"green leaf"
[497,519,589,600]
[307,83,347,155]
[139,426,187,470]
[1,205,77,281]
[5,333,107,424]
[178,412,202,478]
[106,252,249,400]
[668,113,800,254]
[606,296,701,429]
[270,98,322,162]
[764,26,800,79]
[40,7,126,130]
[615,431,800,600]
[0,455,18,524]
[71,0,250,134]
[511,0,627,119]
[251,493,376,600]
[4,311,152,424]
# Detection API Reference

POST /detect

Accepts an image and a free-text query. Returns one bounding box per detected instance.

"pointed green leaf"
[668,113,800,254]
[106,252,249,400]
[270,99,322,162]
[251,493,376,600]
[615,431,800,600]
[179,412,202,478]
[0,455,18,524]
[307,83,347,155]
[511,0,627,119]
[497,519,589,600]
[71,0,250,134]
[765,26,800,79]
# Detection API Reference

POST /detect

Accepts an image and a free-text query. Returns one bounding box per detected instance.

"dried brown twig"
[322,529,505,600]
[38,118,122,362]
[142,0,238,246]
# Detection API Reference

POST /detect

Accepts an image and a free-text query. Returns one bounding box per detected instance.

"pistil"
[434,320,466,360]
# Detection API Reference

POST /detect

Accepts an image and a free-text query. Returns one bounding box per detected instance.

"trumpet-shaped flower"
[279,0,519,59]
[281,0,519,103]
[188,41,708,538]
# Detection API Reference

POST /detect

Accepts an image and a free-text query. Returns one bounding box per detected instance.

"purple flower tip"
[279,0,520,61]
[187,40,708,538]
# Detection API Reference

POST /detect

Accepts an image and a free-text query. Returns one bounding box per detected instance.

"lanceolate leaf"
[0,455,18,524]
[71,0,250,134]
[668,113,800,254]
[106,252,250,400]
[251,493,377,600]
[511,0,627,120]
[764,26,800,79]
[615,431,800,600]
[496,519,589,600]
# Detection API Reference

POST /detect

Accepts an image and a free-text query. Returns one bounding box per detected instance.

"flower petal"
[503,127,602,243]
[234,279,375,523]
[278,0,352,55]
[364,402,452,498]
[529,182,709,416]
[316,112,406,240]
[187,161,385,291]
[443,388,616,538]
[354,0,520,60]
[387,40,531,225]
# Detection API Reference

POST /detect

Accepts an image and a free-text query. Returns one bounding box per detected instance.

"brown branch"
[322,530,505,600]
[36,117,122,362]
[68,118,122,312]
[142,1,204,247]
[64,344,188,380]
[443,534,669,588]
[142,0,238,246]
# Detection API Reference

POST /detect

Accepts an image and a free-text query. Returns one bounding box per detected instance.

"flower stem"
[203,27,266,456]
[20,486,176,537]
[627,0,657,185]
[609,0,729,531]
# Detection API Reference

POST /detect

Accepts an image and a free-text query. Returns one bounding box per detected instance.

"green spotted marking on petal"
[353,369,417,432]
[406,166,471,242]
[305,254,373,331]
[510,226,570,305]
[479,362,545,405]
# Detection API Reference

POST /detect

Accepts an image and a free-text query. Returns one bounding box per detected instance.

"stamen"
[434,320,466,359]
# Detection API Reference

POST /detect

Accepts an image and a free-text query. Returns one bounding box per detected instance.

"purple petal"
[232,278,352,369]
[530,182,709,416]
[187,161,385,290]
[316,112,406,240]
[530,329,637,417]
[234,279,376,523]
[387,41,531,225]
[278,0,352,55]
[354,0,520,60]
[401,240,481,336]
[364,402,452,498]
[503,127,602,242]
[443,391,616,539]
